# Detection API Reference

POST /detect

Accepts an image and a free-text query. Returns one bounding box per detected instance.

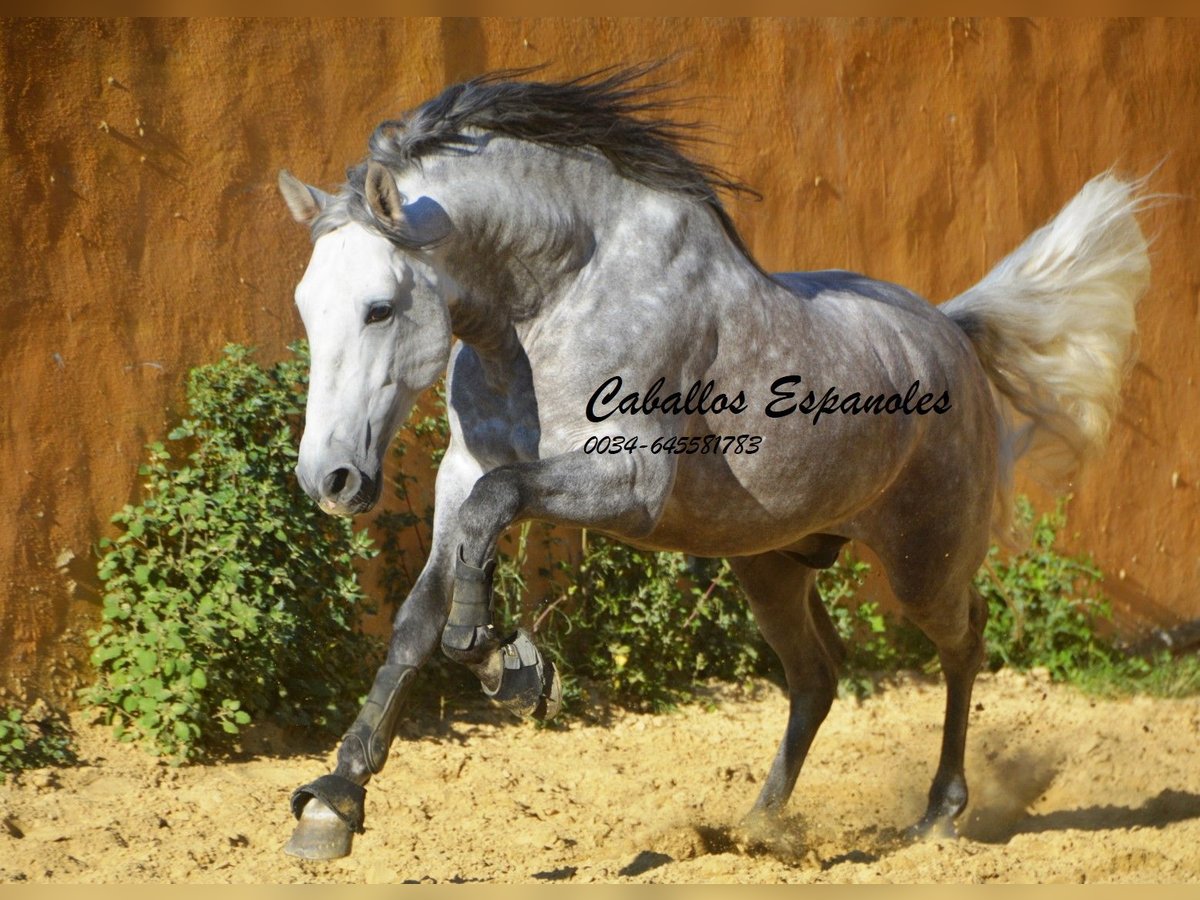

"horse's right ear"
[364,160,452,246]
[364,160,406,226]
[278,170,330,225]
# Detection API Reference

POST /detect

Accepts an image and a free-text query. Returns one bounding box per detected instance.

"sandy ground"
[1,669,1198,884]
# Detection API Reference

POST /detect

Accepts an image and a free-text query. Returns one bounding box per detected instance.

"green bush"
[1079,650,1200,698]
[0,702,75,782]
[975,496,1120,680]
[83,344,379,761]
[975,496,1200,695]
[488,496,1195,708]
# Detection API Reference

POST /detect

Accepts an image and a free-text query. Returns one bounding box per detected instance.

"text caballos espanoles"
[585,375,952,425]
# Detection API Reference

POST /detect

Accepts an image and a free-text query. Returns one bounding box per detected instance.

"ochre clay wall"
[3,18,1198,699]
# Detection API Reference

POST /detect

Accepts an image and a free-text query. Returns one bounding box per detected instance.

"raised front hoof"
[285,773,366,860]
[285,796,355,860]
[484,629,562,721]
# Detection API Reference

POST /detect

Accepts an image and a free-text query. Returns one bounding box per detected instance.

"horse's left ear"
[365,160,452,247]
[278,170,330,225]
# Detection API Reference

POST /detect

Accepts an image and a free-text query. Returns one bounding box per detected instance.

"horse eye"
[365,303,394,325]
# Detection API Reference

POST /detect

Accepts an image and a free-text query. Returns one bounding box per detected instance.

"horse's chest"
[449,343,543,467]
[456,404,540,469]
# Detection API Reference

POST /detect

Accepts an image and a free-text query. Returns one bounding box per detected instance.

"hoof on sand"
[904,815,958,844]
[285,796,355,860]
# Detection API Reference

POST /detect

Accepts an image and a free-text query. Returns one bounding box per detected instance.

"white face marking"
[292,222,450,513]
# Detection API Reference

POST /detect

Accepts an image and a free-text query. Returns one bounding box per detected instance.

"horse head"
[277,165,452,516]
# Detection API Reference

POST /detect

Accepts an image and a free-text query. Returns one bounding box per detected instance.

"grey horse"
[274,68,1150,860]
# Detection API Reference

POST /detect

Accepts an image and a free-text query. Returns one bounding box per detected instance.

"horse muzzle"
[298,462,381,517]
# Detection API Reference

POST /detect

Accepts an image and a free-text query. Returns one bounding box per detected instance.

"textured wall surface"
[2,18,1197,697]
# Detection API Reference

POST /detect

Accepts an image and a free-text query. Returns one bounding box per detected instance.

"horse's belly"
[629,450,864,557]
[631,395,994,558]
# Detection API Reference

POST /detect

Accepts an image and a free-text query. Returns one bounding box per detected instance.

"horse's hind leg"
[906,584,987,837]
[728,552,843,821]
[876,532,988,838]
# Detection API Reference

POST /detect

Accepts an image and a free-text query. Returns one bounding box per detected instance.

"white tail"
[942,172,1153,522]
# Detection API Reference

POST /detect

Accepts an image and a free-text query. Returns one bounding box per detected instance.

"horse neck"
[417,139,766,353]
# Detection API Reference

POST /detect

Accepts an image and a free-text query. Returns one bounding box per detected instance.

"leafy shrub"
[0,702,75,782]
[975,497,1120,680]
[83,344,379,761]
[1080,650,1200,698]
[974,497,1200,695]
[374,401,1171,713]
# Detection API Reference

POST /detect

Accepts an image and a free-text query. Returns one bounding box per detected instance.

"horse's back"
[772,268,986,384]
[773,269,939,318]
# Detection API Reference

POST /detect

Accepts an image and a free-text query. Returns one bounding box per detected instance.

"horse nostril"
[324,467,351,498]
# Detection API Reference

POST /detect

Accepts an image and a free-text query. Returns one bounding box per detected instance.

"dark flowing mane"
[319,65,763,268]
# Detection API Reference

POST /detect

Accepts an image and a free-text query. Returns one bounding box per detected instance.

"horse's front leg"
[284,447,481,860]
[441,449,675,716]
